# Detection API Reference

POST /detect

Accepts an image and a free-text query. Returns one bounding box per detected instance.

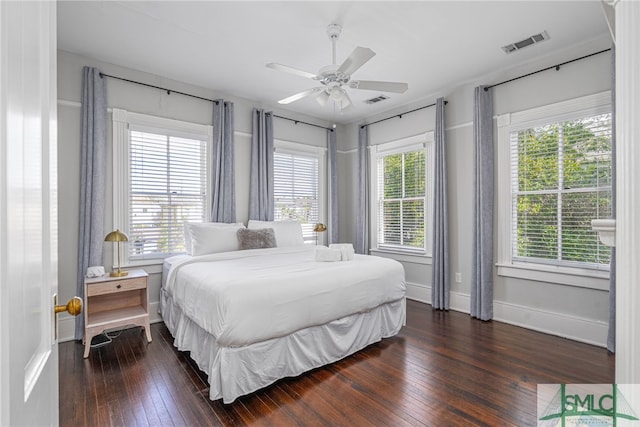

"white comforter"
[164,246,405,347]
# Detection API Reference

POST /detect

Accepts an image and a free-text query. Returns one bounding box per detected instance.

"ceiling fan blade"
[337,47,376,76]
[266,63,319,80]
[278,87,323,104]
[349,80,409,93]
[315,90,330,107]
[340,91,353,110]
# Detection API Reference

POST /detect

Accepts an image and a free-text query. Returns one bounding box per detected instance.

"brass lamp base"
[110,270,128,277]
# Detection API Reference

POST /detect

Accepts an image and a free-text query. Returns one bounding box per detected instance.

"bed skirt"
[161,289,406,403]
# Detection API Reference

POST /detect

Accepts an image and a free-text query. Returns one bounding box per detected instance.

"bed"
[160,222,406,404]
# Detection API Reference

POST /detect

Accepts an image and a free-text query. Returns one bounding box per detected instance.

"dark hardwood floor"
[59,300,614,426]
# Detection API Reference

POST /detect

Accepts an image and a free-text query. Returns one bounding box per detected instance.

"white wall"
[338,35,613,346]
[57,50,331,341]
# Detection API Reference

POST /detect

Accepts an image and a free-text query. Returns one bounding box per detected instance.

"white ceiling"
[57,1,610,125]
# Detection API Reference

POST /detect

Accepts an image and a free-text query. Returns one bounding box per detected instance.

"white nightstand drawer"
[87,276,146,297]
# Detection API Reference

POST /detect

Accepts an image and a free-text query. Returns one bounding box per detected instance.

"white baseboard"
[405,282,470,313]
[492,300,607,348]
[57,301,164,343]
[405,282,607,348]
[58,313,76,343]
[405,281,430,303]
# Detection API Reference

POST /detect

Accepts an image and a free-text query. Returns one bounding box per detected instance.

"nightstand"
[83,269,152,358]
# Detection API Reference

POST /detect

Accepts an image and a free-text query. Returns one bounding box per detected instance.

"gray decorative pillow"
[237,227,277,250]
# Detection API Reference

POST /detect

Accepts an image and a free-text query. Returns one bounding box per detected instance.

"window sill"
[370,249,432,265]
[123,258,164,266]
[496,262,610,291]
[113,258,165,275]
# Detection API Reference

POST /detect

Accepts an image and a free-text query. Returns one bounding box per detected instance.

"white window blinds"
[274,151,319,242]
[129,129,207,258]
[376,149,426,251]
[511,112,612,268]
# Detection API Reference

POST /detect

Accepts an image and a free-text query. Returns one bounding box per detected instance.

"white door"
[0,1,61,426]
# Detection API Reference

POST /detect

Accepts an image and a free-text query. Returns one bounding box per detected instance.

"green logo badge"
[538,384,639,426]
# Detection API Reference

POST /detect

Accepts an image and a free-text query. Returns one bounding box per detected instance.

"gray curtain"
[470,86,494,321]
[210,100,236,222]
[608,45,616,353]
[431,97,449,310]
[249,109,274,221]
[355,125,369,254]
[76,67,108,339]
[327,129,339,244]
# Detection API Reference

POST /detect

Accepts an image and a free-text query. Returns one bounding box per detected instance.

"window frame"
[369,132,434,257]
[273,139,327,245]
[496,91,612,290]
[112,108,212,267]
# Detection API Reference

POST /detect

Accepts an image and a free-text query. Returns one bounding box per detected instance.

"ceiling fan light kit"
[266,24,408,111]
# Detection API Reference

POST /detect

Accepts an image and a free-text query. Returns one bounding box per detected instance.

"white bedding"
[162,254,190,288]
[164,246,406,347]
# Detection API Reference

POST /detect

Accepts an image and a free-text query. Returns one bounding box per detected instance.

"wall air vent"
[501,31,550,54]
[364,95,390,104]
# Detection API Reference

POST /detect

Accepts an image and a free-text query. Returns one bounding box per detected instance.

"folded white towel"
[315,246,342,262]
[329,243,355,261]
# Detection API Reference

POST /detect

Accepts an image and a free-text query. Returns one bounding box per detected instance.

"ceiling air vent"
[364,95,390,105]
[501,31,550,54]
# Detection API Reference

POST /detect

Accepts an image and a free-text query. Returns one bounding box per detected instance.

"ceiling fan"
[266,24,408,110]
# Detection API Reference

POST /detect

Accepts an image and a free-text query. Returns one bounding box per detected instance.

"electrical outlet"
[455,272,462,283]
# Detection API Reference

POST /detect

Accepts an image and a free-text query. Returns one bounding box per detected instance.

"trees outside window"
[371,133,434,255]
[377,150,426,250]
[273,142,325,243]
[496,93,612,286]
[511,113,611,264]
[511,112,612,269]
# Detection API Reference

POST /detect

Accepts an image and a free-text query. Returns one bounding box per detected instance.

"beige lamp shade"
[105,229,129,277]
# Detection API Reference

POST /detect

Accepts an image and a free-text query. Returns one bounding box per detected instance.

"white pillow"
[185,222,245,256]
[247,220,305,247]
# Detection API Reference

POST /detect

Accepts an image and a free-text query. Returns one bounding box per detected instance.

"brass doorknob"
[54,296,82,316]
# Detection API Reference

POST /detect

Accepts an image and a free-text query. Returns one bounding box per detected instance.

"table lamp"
[104,229,129,277]
[313,223,327,245]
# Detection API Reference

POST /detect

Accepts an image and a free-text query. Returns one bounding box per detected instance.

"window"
[497,92,612,287]
[273,141,326,243]
[370,133,434,254]
[113,109,212,263]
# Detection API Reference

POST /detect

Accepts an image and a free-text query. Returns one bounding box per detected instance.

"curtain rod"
[484,48,611,92]
[268,113,334,132]
[361,100,448,129]
[100,72,335,132]
[99,72,220,104]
